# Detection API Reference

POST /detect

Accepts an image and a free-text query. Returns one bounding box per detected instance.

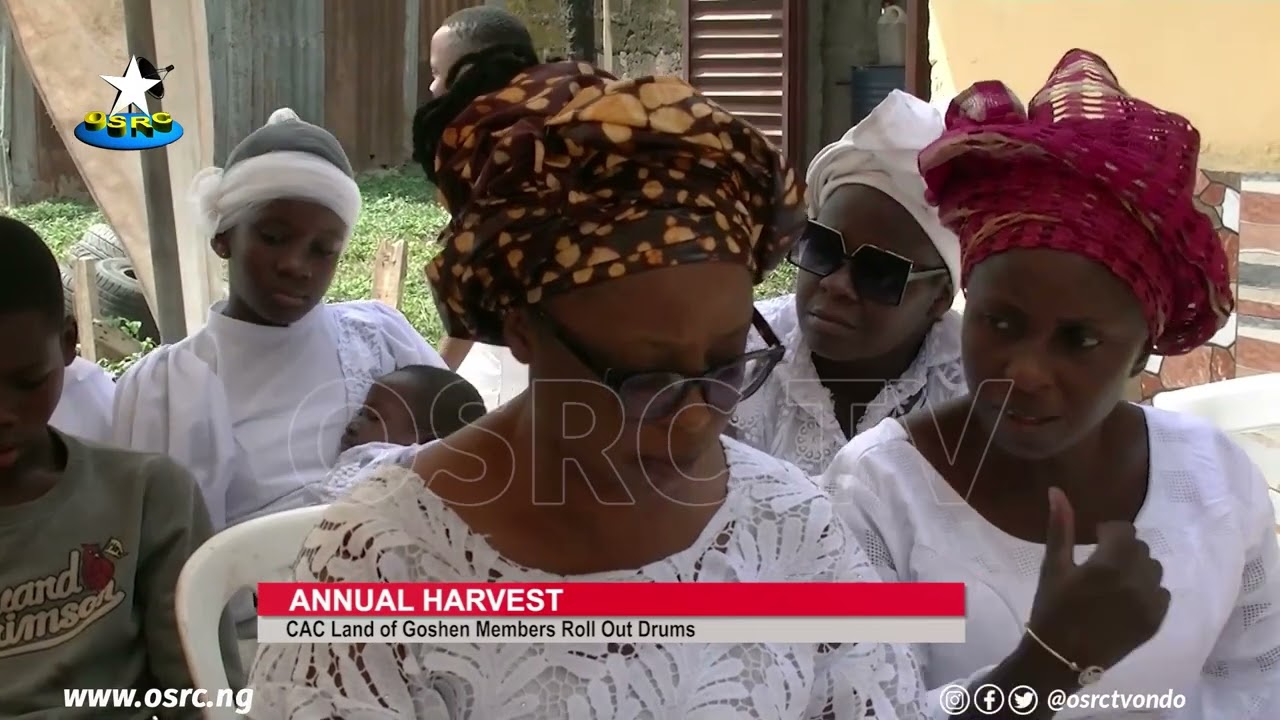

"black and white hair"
[412,9,540,182]
[440,6,535,52]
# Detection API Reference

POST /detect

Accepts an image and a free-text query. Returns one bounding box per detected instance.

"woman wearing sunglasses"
[731,90,966,475]
[825,50,1280,717]
[249,58,930,718]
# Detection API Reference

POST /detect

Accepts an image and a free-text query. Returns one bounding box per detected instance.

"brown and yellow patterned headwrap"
[425,61,804,344]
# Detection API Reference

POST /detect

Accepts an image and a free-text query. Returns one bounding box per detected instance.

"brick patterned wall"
[1236,177,1280,376]
[1138,170,1241,401]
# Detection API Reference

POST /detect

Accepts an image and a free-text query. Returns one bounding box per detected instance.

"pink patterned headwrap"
[918,49,1233,356]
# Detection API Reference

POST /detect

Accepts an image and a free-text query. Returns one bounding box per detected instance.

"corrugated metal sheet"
[0,5,82,204]
[34,93,77,194]
[1,0,485,203]
[325,0,415,171]
[684,0,786,148]
[206,0,324,164]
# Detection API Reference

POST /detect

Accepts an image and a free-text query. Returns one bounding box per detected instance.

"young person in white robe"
[823,50,1280,717]
[422,6,533,409]
[731,91,966,475]
[111,108,446,532]
[247,55,946,718]
[49,353,115,443]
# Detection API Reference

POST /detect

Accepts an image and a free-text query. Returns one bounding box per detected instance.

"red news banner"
[256,582,965,644]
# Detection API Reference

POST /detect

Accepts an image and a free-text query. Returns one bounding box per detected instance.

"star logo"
[76,54,185,151]
[100,55,161,116]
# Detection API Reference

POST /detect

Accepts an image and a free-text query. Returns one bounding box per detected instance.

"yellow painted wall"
[927,0,1276,173]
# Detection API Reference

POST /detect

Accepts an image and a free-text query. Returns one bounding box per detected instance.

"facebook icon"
[973,684,1005,715]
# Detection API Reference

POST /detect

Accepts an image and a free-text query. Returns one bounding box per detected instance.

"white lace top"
[316,441,426,502]
[249,438,926,719]
[732,295,966,476]
[822,406,1280,719]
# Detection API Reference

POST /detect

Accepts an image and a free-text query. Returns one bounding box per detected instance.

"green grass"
[10,199,104,258]
[16,167,795,347]
[757,256,796,301]
[328,169,452,343]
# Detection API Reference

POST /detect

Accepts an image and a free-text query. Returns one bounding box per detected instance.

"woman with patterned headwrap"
[824,50,1280,716]
[247,59,929,718]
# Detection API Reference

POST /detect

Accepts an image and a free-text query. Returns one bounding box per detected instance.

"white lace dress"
[732,295,966,476]
[822,407,1280,718]
[248,438,926,719]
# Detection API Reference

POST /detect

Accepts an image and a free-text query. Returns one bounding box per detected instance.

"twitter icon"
[1009,686,1038,715]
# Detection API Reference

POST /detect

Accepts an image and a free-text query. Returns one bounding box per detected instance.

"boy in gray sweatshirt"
[0,216,243,718]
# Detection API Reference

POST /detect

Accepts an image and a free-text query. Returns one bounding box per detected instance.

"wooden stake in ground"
[72,257,102,363]
[601,0,613,73]
[71,256,145,363]
[371,239,408,309]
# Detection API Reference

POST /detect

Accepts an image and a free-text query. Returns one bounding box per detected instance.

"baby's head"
[339,365,485,452]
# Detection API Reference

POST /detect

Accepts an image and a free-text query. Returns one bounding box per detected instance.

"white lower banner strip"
[258,617,964,644]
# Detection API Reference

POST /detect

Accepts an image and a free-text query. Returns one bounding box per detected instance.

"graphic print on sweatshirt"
[0,538,129,657]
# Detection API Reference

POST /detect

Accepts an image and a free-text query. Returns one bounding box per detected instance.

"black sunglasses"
[787,220,949,306]
[536,309,785,421]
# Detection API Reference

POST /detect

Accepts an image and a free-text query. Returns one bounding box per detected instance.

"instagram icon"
[938,684,969,715]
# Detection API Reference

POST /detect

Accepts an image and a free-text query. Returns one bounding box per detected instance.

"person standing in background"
[417,6,536,409]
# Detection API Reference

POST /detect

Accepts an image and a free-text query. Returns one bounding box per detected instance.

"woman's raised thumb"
[1042,487,1077,575]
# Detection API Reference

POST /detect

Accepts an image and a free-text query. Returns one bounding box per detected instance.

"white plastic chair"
[1152,373,1280,430]
[175,505,328,717]
[1152,373,1280,530]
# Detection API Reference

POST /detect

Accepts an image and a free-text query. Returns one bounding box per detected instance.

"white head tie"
[805,90,960,291]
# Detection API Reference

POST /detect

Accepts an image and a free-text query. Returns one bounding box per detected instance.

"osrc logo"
[74,55,185,151]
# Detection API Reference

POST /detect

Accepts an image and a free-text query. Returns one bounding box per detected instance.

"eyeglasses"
[787,220,949,306]
[535,308,786,421]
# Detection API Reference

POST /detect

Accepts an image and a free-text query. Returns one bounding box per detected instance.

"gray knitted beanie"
[190,108,362,242]
[225,108,354,177]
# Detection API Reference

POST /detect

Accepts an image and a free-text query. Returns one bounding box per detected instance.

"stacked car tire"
[59,223,160,343]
